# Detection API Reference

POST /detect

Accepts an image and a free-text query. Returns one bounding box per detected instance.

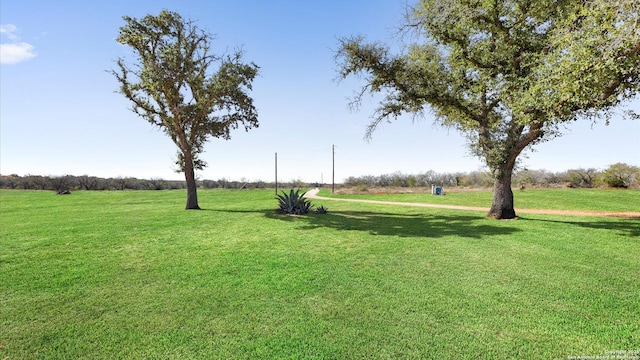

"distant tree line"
[0,174,312,192]
[0,175,186,192]
[1,163,638,192]
[343,163,640,190]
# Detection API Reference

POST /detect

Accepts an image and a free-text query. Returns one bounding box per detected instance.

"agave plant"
[314,205,328,214]
[276,189,312,215]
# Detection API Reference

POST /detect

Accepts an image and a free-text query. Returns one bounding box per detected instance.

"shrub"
[276,189,312,215]
[356,184,369,193]
[599,163,640,188]
[565,168,599,188]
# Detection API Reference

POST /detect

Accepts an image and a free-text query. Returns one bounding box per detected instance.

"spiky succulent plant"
[276,189,312,215]
[314,205,328,214]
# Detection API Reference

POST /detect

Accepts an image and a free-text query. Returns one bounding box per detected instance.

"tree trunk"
[488,167,517,219]
[183,153,201,210]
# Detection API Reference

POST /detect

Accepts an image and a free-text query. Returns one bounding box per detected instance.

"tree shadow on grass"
[264,209,521,239]
[519,216,640,238]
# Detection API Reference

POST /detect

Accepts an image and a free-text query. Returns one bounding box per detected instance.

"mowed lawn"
[1,189,638,359]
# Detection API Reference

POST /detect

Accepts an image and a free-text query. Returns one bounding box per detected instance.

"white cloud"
[1,43,36,64]
[1,24,36,64]
[1,24,19,40]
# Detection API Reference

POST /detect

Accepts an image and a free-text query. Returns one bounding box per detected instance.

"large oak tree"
[112,11,259,209]
[337,0,640,219]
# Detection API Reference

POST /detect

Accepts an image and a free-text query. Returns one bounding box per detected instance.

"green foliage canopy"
[337,0,639,176]
[112,10,259,172]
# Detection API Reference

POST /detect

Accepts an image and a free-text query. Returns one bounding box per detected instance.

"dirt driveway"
[304,189,640,219]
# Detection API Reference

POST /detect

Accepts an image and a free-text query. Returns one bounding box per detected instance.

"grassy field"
[1,189,639,359]
[321,188,640,213]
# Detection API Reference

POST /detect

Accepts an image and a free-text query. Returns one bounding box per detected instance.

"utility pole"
[275,152,278,195]
[332,144,335,194]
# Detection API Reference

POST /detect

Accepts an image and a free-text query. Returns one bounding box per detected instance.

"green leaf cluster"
[337,0,640,179]
[314,205,329,214]
[112,10,259,172]
[276,189,313,215]
[599,162,640,188]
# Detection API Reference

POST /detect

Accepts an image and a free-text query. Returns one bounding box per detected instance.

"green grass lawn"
[1,189,638,359]
[320,188,640,213]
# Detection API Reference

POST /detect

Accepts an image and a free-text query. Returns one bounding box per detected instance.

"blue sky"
[1,0,639,183]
